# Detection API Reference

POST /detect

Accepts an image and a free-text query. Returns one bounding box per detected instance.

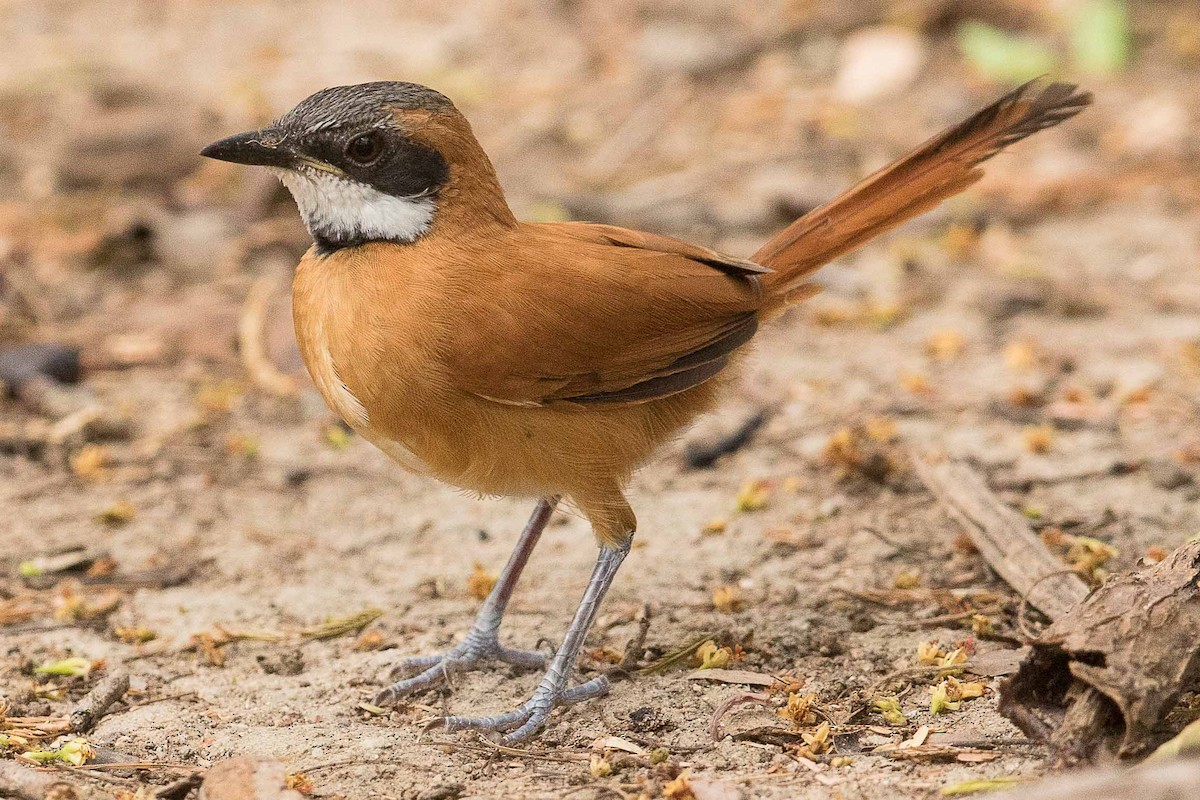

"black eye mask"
[299,130,450,201]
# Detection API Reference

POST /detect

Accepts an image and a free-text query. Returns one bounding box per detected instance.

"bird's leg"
[433,535,632,744]
[373,497,558,706]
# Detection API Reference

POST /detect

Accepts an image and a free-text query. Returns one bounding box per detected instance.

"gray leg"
[433,535,632,744]
[374,497,558,706]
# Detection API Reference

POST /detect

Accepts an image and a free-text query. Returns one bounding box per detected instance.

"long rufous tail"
[755,80,1092,309]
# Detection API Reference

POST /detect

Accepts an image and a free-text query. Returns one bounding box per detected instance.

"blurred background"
[0,0,1194,416]
[3,0,1197,503]
[2,1,1200,796]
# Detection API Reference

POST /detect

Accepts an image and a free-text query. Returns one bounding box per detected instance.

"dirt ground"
[3,1,1200,799]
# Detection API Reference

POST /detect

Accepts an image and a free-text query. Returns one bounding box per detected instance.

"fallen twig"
[238,272,298,397]
[683,409,769,469]
[70,671,130,733]
[709,691,772,742]
[425,735,587,764]
[912,457,1089,621]
[298,608,382,640]
[637,633,715,676]
[155,773,205,799]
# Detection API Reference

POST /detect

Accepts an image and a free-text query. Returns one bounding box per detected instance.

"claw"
[374,634,549,706]
[387,653,445,680]
[429,673,612,743]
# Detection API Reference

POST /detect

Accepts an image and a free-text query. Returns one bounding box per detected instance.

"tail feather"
[755,80,1092,308]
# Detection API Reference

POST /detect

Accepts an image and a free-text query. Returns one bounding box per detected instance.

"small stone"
[256,649,305,676]
[637,21,748,76]
[835,26,926,104]
[1118,95,1188,156]
[628,705,674,733]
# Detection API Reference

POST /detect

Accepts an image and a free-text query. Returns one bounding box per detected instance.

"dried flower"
[735,479,772,512]
[588,753,612,778]
[694,640,732,670]
[778,692,818,727]
[466,563,498,600]
[872,695,907,726]
[712,585,744,614]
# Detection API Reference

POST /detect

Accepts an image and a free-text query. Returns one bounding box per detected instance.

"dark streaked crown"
[276,81,455,135]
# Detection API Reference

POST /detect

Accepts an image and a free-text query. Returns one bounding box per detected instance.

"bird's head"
[202,81,511,253]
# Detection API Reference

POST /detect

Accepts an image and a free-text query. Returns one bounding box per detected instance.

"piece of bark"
[685,668,777,686]
[69,671,130,732]
[999,541,1200,761]
[198,759,305,800]
[913,458,1090,621]
[992,755,1200,800]
[0,760,110,800]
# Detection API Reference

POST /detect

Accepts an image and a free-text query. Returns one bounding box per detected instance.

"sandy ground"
[3,2,1200,799]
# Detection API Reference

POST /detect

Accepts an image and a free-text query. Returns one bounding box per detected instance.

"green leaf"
[34,656,93,676]
[958,21,1057,84]
[1073,0,1131,75]
[942,777,1022,796]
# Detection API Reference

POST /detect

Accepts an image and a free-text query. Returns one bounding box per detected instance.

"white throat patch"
[276,168,435,247]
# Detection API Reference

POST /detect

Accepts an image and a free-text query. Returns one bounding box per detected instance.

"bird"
[202,78,1090,743]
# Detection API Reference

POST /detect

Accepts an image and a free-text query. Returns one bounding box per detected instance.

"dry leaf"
[685,669,776,687]
[925,330,966,361]
[1023,424,1055,454]
[663,773,698,800]
[734,479,772,512]
[591,735,644,755]
[712,585,744,614]
[466,563,497,600]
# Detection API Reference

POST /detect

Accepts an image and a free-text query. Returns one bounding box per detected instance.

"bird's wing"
[445,222,783,406]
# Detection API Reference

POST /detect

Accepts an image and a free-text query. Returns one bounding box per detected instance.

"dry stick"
[616,604,652,673]
[70,671,130,733]
[709,692,772,742]
[238,272,298,397]
[911,458,1090,622]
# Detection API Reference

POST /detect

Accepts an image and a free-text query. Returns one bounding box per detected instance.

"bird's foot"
[373,627,548,706]
[431,672,611,744]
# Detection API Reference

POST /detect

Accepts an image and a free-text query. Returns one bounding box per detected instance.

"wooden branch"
[70,671,130,733]
[912,458,1089,621]
[238,273,298,397]
[993,756,1200,800]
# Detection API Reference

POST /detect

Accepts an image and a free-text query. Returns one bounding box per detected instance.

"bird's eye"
[344,132,384,165]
